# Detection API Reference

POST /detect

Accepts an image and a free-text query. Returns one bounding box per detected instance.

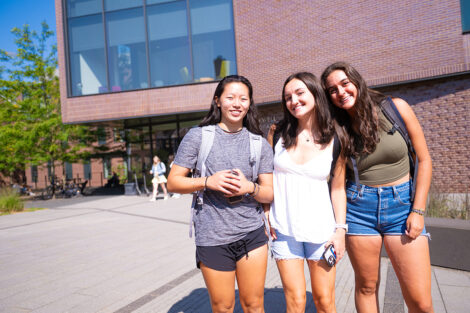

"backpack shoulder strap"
[190,125,215,238]
[379,97,418,200]
[330,134,341,178]
[196,125,215,178]
[249,132,262,182]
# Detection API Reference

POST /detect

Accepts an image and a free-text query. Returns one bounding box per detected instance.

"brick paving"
[0,195,467,312]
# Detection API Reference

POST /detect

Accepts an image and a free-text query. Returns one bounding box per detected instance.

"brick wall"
[56,0,469,124]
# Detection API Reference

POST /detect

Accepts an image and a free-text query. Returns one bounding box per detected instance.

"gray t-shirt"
[174,125,274,246]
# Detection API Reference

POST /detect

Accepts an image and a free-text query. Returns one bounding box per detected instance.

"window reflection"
[68,15,107,96]
[147,1,192,87]
[190,0,236,81]
[106,8,148,91]
[67,0,102,17]
[65,0,237,96]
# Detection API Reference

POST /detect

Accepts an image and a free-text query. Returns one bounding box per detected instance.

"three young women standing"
[167,75,273,313]
[321,62,433,313]
[268,72,347,313]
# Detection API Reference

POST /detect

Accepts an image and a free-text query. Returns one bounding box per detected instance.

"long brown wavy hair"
[321,62,386,157]
[276,72,335,149]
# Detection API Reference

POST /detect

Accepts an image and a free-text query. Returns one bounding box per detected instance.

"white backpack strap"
[189,125,215,237]
[249,133,262,182]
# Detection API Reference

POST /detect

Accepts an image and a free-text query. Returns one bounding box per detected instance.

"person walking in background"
[150,156,168,201]
[167,75,273,313]
[267,72,347,313]
[321,62,433,313]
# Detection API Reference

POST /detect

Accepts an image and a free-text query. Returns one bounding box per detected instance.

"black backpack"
[350,97,418,200]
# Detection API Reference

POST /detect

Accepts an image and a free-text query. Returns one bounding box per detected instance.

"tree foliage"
[0,22,97,182]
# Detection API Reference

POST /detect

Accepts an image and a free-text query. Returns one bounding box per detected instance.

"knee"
[285,291,306,312]
[356,279,379,296]
[313,293,335,312]
[408,298,433,313]
[240,296,264,313]
[211,300,235,313]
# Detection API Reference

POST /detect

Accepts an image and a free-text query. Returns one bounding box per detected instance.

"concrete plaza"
[0,194,468,312]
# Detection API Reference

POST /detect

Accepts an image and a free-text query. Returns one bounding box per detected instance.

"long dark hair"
[321,61,386,156]
[277,72,335,149]
[199,75,263,135]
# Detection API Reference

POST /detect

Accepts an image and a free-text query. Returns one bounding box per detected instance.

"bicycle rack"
[134,173,142,196]
[142,174,150,196]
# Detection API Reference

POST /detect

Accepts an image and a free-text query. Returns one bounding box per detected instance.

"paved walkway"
[0,195,468,312]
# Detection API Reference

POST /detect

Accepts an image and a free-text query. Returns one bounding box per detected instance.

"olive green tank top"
[346,110,410,185]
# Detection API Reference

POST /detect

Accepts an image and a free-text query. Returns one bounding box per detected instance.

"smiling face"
[325,70,358,112]
[283,78,316,121]
[216,82,250,129]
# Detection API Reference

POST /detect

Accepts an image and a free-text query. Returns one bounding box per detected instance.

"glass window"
[68,15,108,96]
[103,157,112,178]
[105,0,142,12]
[190,0,236,82]
[461,0,470,33]
[67,0,102,17]
[106,8,148,91]
[83,161,91,180]
[31,165,38,183]
[98,127,107,145]
[147,0,179,4]
[147,0,192,87]
[65,162,73,180]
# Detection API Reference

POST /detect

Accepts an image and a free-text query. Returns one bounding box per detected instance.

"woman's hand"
[326,229,346,263]
[206,169,243,196]
[405,212,424,239]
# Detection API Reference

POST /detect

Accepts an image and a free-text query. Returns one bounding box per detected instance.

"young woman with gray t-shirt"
[167,75,273,313]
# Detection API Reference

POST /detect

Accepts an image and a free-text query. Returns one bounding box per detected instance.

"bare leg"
[236,244,268,313]
[307,259,336,313]
[346,235,383,313]
[384,235,433,313]
[200,263,236,313]
[150,181,158,200]
[276,258,307,313]
[160,182,168,199]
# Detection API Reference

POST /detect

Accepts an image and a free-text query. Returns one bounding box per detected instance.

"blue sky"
[0,0,56,54]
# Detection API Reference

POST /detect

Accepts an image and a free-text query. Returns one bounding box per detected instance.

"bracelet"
[411,208,426,216]
[249,181,256,195]
[252,183,260,198]
[204,176,209,190]
[335,223,348,232]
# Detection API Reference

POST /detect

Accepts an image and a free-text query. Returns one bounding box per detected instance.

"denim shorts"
[271,230,327,261]
[196,225,268,271]
[346,180,428,236]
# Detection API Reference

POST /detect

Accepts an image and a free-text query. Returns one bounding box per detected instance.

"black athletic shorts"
[196,225,268,271]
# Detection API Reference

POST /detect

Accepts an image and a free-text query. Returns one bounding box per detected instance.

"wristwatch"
[335,223,348,232]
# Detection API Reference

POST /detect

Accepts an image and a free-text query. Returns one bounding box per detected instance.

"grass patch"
[0,188,24,214]
[426,185,469,220]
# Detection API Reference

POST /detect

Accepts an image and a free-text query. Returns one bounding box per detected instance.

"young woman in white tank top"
[266,72,347,313]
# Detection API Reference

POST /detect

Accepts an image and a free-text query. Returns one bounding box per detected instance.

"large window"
[462,0,470,33]
[65,0,237,96]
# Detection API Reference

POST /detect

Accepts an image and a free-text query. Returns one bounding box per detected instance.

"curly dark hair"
[321,61,386,156]
[199,75,263,135]
[276,72,335,149]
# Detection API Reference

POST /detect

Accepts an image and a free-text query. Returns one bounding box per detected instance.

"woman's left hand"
[228,169,253,196]
[326,229,346,263]
[405,212,424,240]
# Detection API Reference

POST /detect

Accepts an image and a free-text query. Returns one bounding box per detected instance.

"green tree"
[0,22,97,183]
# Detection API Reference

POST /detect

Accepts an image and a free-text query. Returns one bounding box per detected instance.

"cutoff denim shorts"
[346,180,429,237]
[271,230,327,261]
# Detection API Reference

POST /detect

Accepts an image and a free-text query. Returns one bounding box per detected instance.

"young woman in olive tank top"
[322,62,433,313]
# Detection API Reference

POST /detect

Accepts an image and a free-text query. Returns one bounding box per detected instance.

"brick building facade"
[51,0,470,193]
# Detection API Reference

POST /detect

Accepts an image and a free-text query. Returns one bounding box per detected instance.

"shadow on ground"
[167,287,316,313]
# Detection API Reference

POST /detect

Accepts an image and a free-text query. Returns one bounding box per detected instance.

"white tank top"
[269,138,336,243]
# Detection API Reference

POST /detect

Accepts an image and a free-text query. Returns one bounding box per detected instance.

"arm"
[327,155,347,262]
[393,97,432,239]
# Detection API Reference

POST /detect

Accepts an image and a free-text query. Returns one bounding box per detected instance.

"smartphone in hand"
[322,244,336,267]
[228,170,243,204]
